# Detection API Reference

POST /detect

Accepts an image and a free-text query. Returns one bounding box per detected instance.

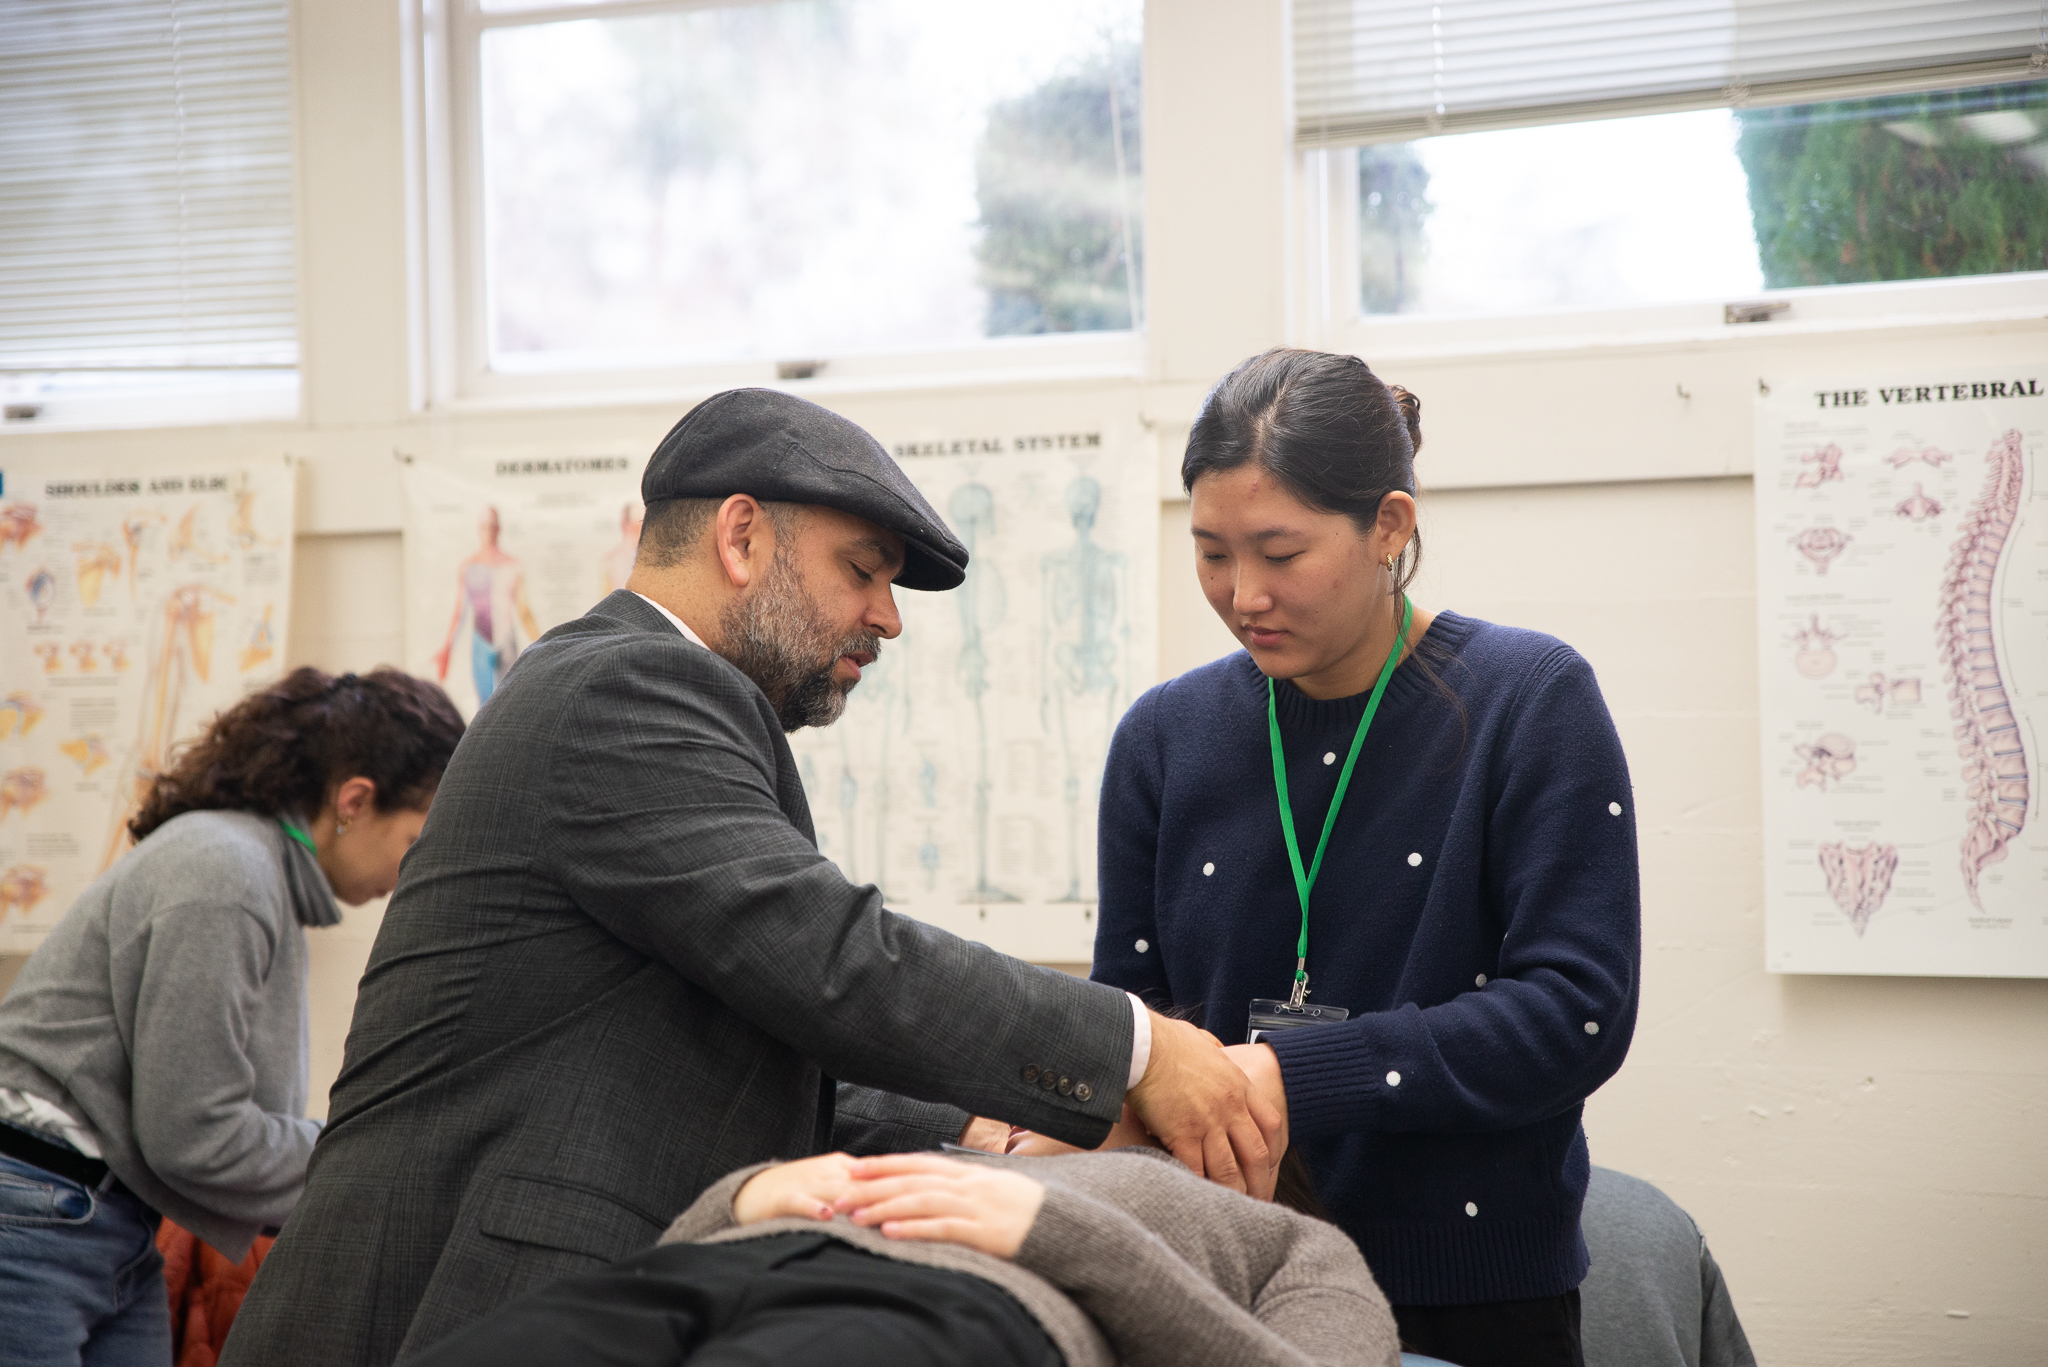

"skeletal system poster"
[1756,375,2045,976]
[785,419,1156,963]
[0,455,297,953]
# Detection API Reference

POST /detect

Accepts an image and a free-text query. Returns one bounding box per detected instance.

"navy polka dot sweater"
[1092,611,1641,1307]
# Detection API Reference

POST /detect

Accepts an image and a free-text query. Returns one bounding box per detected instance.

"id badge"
[1246,997,1350,1045]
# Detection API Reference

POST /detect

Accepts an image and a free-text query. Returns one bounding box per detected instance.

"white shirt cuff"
[1126,992,1152,1092]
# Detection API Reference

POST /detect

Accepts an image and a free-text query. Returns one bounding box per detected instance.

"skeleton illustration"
[26,566,56,622]
[1790,614,1844,678]
[1040,476,1130,903]
[1794,733,1857,790]
[0,768,48,819]
[1790,526,1852,575]
[1886,445,1952,469]
[1854,672,1921,714]
[239,603,276,672]
[103,640,130,672]
[0,503,43,552]
[1936,429,2031,909]
[0,694,45,740]
[169,505,228,566]
[1795,444,1845,489]
[227,491,276,551]
[73,541,124,606]
[68,642,98,673]
[948,483,1018,904]
[601,502,643,596]
[1894,484,1942,523]
[100,583,236,868]
[60,734,110,776]
[916,757,940,892]
[0,865,49,920]
[33,643,60,673]
[120,512,162,599]
[1817,841,1897,936]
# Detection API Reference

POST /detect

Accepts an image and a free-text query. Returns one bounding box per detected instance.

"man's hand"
[731,1152,858,1225]
[1126,1012,1281,1199]
[836,1154,1045,1259]
[956,1116,1011,1153]
[1223,1042,1289,1160]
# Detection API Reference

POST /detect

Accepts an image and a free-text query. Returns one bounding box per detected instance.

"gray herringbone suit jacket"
[222,592,1132,1366]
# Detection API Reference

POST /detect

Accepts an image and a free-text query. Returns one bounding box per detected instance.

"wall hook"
[1676,383,1692,401]
[1758,378,1772,397]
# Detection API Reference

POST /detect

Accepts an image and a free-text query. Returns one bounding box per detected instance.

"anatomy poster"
[1757,374,2046,976]
[786,417,1156,962]
[400,456,644,718]
[0,455,297,952]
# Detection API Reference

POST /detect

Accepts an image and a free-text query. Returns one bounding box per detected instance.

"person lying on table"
[398,1113,1400,1367]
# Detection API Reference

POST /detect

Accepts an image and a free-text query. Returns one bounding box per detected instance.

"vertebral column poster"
[1757,376,2044,976]
[0,456,297,954]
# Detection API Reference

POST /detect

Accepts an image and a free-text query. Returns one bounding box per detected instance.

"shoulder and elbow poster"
[1756,374,2045,977]
[0,455,297,953]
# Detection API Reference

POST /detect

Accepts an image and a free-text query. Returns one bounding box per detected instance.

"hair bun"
[1387,384,1423,456]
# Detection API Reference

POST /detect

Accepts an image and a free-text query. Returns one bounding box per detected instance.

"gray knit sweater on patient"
[663,1147,1400,1367]
[0,809,336,1259]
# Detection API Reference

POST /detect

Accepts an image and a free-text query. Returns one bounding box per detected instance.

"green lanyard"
[277,818,317,855]
[1267,594,1412,1007]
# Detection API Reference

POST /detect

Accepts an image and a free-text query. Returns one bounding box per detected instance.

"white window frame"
[409,0,1144,412]
[1292,113,2048,368]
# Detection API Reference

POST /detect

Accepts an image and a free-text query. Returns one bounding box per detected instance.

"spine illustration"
[1818,841,1897,936]
[1936,429,2031,908]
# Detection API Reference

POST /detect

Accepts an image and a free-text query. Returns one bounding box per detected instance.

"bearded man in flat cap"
[225,392,1277,1367]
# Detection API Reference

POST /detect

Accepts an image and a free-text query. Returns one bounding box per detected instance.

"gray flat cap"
[642,389,967,592]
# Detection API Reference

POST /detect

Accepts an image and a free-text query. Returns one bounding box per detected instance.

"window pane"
[1357,81,2048,317]
[479,0,1141,367]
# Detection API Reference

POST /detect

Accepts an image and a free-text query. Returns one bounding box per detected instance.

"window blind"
[1294,0,2048,146]
[0,0,296,371]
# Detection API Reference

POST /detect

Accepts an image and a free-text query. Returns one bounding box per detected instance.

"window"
[435,0,1143,394]
[1294,0,2048,335]
[0,0,298,428]
[1354,81,2048,317]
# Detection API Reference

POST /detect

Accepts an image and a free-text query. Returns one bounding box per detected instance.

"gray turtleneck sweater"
[0,809,338,1259]
[664,1146,1401,1367]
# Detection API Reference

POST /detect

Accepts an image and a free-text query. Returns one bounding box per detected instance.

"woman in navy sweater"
[1092,348,1640,1367]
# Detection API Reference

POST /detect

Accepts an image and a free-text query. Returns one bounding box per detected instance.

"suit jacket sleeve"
[830,1083,972,1156]
[545,635,1129,1148]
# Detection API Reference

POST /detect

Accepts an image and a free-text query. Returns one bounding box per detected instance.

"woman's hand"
[732,1152,859,1226]
[834,1154,1045,1258]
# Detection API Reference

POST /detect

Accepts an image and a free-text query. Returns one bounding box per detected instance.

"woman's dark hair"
[130,666,465,842]
[1181,347,1425,594]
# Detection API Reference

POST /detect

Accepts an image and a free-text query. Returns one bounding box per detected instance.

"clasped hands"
[733,1152,1045,1259]
[987,1017,1288,1198]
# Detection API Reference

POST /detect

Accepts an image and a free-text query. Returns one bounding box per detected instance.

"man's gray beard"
[718,545,879,733]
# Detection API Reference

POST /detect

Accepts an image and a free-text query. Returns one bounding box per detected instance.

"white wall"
[3,2,2044,1362]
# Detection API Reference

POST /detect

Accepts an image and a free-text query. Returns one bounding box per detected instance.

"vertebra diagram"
[1790,614,1844,678]
[1937,429,2032,909]
[1854,672,1921,713]
[1895,485,1942,522]
[1887,444,1952,469]
[1818,841,1897,936]
[1796,444,1845,488]
[1791,526,1852,575]
[1794,733,1858,790]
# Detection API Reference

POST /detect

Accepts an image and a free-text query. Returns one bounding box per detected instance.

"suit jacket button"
[1021,1064,1041,1083]
[1074,1083,1092,1102]
[1039,1072,1057,1091]
[1057,1077,1073,1096]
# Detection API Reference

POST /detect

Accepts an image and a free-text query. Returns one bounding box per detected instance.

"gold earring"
[1383,554,1397,572]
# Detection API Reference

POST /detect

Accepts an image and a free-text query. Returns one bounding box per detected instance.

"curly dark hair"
[129,666,465,842]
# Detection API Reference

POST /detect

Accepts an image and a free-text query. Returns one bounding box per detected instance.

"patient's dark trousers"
[399,1232,1064,1367]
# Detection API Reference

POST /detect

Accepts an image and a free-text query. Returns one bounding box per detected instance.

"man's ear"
[713,494,769,589]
